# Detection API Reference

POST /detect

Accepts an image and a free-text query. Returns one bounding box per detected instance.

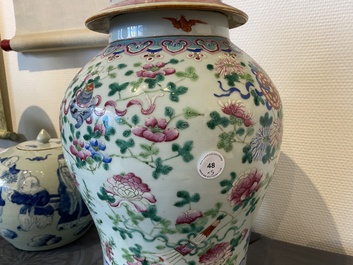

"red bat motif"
[163,16,207,32]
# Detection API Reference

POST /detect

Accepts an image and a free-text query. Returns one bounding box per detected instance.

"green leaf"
[141,205,162,222]
[117,227,133,240]
[125,205,144,225]
[164,107,175,119]
[240,73,254,83]
[152,158,173,179]
[262,145,274,164]
[236,128,245,136]
[176,67,198,81]
[115,138,135,154]
[118,63,127,69]
[225,72,240,86]
[122,248,134,262]
[123,130,131,138]
[207,111,229,129]
[176,190,190,199]
[169,59,179,64]
[125,70,134,76]
[144,74,165,89]
[109,73,117,79]
[131,115,140,125]
[246,127,255,136]
[172,141,194,162]
[217,132,235,152]
[174,200,188,208]
[129,244,143,259]
[190,193,200,203]
[260,112,273,127]
[176,72,187,78]
[130,78,143,92]
[139,144,159,158]
[70,123,75,134]
[207,64,214,71]
[242,145,253,163]
[97,187,115,203]
[185,66,199,81]
[176,120,189,130]
[251,89,264,106]
[108,82,129,96]
[156,245,166,250]
[167,82,188,102]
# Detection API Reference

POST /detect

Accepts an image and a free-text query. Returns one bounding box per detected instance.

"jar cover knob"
[36,129,51,144]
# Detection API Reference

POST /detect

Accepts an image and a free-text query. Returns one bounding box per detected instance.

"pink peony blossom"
[228,168,263,207]
[132,117,179,142]
[104,172,156,212]
[199,242,233,265]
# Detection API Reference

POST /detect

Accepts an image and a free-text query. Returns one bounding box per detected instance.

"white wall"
[1,0,353,256]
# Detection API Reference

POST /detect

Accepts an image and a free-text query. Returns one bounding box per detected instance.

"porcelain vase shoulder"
[60,4,283,265]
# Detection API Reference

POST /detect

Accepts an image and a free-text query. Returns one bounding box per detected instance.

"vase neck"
[109,10,229,42]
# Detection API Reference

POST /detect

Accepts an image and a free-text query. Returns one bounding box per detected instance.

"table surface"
[1,226,352,265]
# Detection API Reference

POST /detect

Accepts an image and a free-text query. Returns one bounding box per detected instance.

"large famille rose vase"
[60,1,283,264]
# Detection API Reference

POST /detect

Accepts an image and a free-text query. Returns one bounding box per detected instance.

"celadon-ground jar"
[60,1,283,264]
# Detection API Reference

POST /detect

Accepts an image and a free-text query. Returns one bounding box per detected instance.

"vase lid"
[16,129,61,151]
[86,0,248,34]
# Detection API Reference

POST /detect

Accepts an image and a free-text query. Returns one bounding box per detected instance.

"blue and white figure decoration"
[0,129,92,251]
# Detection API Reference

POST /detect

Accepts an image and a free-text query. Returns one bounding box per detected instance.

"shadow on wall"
[17,105,57,142]
[17,47,103,72]
[253,152,345,255]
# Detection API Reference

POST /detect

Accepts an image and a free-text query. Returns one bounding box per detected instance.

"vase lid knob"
[36,129,51,144]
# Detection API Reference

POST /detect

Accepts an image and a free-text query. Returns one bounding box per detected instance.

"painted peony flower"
[228,168,263,207]
[136,62,176,78]
[104,173,156,212]
[218,99,255,127]
[132,117,179,142]
[199,242,233,265]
